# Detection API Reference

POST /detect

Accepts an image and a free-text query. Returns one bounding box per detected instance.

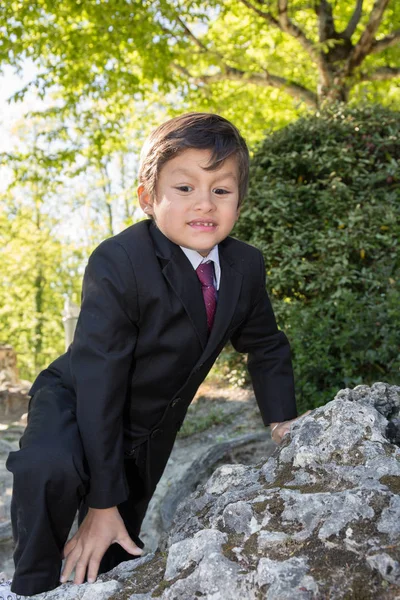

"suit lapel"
[162,253,209,349]
[199,248,243,365]
[150,224,209,349]
[149,223,243,357]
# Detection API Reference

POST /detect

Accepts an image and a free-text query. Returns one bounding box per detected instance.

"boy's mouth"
[188,220,217,229]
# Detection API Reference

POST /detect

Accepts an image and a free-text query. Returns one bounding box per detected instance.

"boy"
[4,112,298,598]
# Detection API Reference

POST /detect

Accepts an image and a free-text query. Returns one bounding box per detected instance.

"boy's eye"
[213,188,230,195]
[175,185,193,192]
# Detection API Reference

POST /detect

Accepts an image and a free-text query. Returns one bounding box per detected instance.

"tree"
[0,101,157,378]
[0,192,83,380]
[1,1,399,139]
[0,119,84,379]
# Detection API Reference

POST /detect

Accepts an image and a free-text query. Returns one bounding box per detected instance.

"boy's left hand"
[270,411,311,444]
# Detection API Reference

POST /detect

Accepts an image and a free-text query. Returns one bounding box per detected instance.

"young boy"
[4,112,298,598]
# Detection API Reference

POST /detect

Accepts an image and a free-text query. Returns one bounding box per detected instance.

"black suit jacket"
[30,220,296,508]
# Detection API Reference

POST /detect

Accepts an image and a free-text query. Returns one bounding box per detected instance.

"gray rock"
[25,555,156,599]
[366,553,400,585]
[255,556,319,599]
[5,382,400,598]
[150,381,400,599]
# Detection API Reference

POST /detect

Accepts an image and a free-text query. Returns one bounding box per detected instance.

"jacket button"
[124,446,136,457]
[151,428,163,438]
[171,397,181,408]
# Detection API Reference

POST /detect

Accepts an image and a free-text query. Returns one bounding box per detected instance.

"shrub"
[226,104,400,411]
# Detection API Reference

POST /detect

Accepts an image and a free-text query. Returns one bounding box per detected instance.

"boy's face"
[138,148,240,256]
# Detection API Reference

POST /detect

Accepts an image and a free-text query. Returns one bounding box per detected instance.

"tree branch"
[277,0,332,88]
[341,0,363,40]
[175,15,209,53]
[240,0,323,66]
[160,14,225,63]
[360,66,400,81]
[237,0,279,27]
[278,0,314,51]
[172,62,318,108]
[347,0,391,71]
[315,0,336,42]
[371,29,400,54]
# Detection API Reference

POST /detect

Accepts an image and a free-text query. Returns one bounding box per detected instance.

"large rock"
[14,383,400,598]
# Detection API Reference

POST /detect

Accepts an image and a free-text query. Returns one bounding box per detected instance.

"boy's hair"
[138,112,250,206]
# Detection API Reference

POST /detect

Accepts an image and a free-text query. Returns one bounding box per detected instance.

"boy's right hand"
[60,506,142,585]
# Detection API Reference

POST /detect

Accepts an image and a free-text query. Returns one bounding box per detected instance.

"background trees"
[1,1,399,394]
[1,0,399,138]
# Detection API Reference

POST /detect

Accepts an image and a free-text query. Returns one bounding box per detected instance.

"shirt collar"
[180,245,221,290]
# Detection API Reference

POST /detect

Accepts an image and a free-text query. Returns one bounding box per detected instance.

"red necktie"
[196,261,217,332]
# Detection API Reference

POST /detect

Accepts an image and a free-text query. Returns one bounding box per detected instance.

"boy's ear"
[137,184,154,216]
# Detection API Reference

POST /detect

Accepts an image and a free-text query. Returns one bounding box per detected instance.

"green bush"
[226,104,400,411]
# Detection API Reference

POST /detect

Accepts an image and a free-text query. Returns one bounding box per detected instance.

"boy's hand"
[270,410,311,444]
[60,506,142,585]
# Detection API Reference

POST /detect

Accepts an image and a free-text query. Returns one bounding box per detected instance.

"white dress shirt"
[180,245,221,290]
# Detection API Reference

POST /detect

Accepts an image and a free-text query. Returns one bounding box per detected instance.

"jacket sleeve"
[70,239,139,509]
[230,251,297,426]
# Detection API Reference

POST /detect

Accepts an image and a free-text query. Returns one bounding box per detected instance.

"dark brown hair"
[138,112,250,206]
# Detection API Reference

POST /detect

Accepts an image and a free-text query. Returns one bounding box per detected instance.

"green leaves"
[1,1,399,390]
[0,195,84,379]
[232,104,400,409]
[1,0,399,139]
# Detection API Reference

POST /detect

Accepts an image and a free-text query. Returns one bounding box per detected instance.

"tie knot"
[196,261,214,287]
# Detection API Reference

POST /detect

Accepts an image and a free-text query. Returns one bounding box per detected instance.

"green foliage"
[230,104,400,410]
[0,124,87,380]
[1,1,399,145]
[212,342,251,388]
[0,105,157,381]
[178,403,234,438]
[1,0,399,397]
[0,199,84,380]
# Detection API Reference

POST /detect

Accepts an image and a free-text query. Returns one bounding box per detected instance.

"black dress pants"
[6,384,148,597]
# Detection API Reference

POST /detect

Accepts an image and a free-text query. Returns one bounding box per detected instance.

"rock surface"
[23,381,400,599]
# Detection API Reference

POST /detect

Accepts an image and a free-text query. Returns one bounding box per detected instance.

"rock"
[0,346,19,386]
[159,431,270,536]
[141,392,270,552]
[127,382,400,599]
[6,382,400,598]
[0,345,30,418]
[22,555,159,599]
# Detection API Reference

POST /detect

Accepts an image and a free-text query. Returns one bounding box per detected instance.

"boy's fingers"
[61,549,79,583]
[274,410,313,444]
[87,555,103,584]
[117,534,143,556]
[62,537,77,559]
[74,559,89,585]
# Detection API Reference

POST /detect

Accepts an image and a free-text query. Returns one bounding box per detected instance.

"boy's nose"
[193,193,216,211]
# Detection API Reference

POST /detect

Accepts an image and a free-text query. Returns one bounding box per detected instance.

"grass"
[178,405,234,438]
